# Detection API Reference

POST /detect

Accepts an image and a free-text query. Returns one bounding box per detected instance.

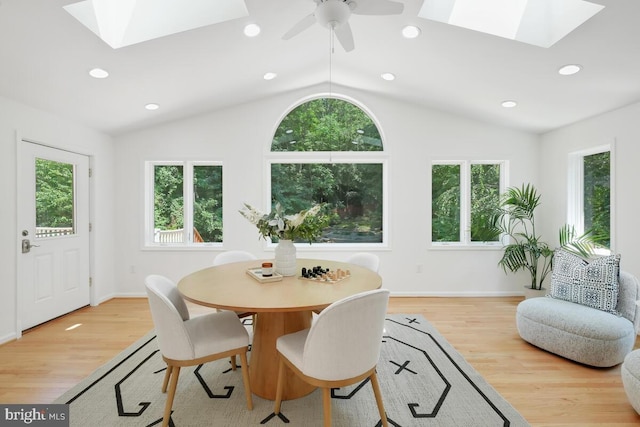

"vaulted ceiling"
[0,0,638,136]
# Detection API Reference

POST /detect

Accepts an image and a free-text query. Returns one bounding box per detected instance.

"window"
[568,145,612,249]
[35,158,76,237]
[145,161,223,246]
[431,161,505,245]
[268,97,386,245]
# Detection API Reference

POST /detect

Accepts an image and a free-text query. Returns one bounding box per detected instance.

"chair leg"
[273,357,286,414]
[322,387,332,427]
[239,351,253,410]
[162,365,180,427]
[230,355,237,371]
[161,365,172,393]
[369,371,388,427]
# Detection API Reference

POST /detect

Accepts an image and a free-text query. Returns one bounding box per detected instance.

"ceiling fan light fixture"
[402,25,421,39]
[316,0,351,29]
[381,72,396,81]
[244,23,261,37]
[558,64,582,76]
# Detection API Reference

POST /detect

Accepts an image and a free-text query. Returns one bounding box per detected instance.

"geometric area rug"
[54,314,530,426]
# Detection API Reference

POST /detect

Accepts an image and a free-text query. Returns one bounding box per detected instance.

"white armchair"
[145,274,253,427]
[274,289,390,427]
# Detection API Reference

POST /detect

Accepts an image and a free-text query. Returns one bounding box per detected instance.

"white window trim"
[265,152,389,250]
[431,159,508,248]
[567,142,615,253]
[143,160,223,250]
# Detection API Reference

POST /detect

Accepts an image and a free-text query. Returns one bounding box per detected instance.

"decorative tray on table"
[246,268,283,283]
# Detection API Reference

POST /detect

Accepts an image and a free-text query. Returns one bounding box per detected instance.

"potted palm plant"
[479,183,598,296]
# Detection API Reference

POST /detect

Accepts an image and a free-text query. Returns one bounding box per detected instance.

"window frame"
[265,95,389,250]
[431,159,508,248]
[567,143,615,252]
[144,160,224,249]
[265,149,389,250]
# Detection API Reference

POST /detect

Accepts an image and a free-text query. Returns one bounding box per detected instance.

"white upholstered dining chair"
[145,274,253,427]
[274,289,390,427]
[213,250,258,319]
[213,250,258,267]
[346,252,380,273]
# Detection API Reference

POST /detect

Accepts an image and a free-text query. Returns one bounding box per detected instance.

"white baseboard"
[0,332,18,345]
[390,291,524,297]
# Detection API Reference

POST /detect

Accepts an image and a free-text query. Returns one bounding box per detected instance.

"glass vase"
[275,239,297,276]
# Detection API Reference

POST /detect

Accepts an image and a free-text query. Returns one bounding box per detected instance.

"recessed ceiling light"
[558,64,582,76]
[244,23,261,37]
[145,103,159,111]
[263,72,277,80]
[501,100,518,108]
[402,25,421,39]
[89,68,109,79]
[381,73,395,81]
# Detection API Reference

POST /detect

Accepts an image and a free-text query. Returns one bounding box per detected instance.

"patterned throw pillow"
[548,249,621,314]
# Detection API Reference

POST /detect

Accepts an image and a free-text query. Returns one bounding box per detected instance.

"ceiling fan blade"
[334,22,355,52]
[282,13,316,40]
[351,0,404,15]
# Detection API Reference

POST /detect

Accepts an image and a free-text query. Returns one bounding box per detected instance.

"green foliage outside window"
[270,97,384,243]
[154,165,184,232]
[432,164,460,241]
[36,158,74,229]
[272,98,382,152]
[193,165,223,242]
[432,162,501,243]
[154,164,223,243]
[470,164,501,242]
[583,151,610,247]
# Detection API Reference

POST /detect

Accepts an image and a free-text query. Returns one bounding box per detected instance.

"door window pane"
[35,158,75,238]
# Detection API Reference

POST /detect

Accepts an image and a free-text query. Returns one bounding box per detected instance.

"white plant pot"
[275,239,297,276]
[523,286,547,300]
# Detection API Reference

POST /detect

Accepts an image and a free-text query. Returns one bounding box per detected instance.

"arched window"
[268,97,387,245]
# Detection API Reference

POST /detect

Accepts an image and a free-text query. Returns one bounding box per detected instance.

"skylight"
[418,0,604,48]
[64,0,249,49]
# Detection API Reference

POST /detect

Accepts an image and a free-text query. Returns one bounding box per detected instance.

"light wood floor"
[1,297,639,426]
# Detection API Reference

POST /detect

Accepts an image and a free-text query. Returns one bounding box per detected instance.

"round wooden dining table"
[177,258,382,400]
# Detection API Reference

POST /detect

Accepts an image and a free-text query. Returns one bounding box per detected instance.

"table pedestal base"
[249,311,315,400]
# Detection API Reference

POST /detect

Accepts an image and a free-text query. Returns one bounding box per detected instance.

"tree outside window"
[432,161,503,244]
[569,147,611,249]
[269,97,386,244]
[583,151,610,247]
[148,162,222,245]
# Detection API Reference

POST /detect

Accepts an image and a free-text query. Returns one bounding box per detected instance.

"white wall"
[0,95,115,343]
[114,85,539,297]
[540,101,640,279]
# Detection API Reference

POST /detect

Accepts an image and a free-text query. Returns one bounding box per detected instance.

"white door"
[17,141,90,331]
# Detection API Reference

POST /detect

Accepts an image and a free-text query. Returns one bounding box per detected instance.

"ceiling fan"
[282,0,404,52]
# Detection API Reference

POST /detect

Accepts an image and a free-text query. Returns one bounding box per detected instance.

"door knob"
[21,239,40,253]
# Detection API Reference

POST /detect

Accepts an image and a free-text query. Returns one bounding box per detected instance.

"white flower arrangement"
[239,202,327,243]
